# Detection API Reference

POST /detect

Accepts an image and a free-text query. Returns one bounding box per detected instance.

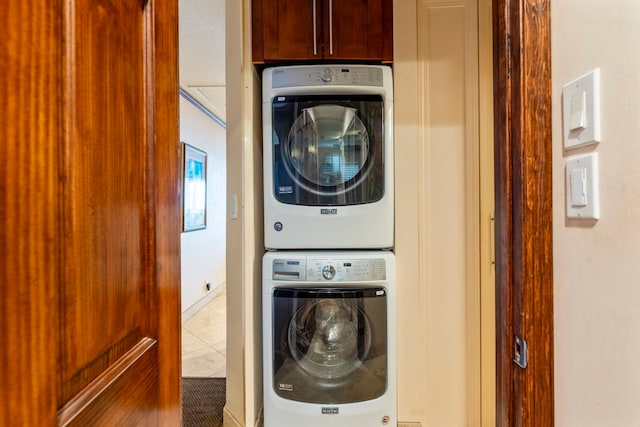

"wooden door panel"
[60,0,153,405]
[263,0,319,60]
[329,0,382,60]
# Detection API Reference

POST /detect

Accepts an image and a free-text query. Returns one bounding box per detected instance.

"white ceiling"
[179,0,226,123]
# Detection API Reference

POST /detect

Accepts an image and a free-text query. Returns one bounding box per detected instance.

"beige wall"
[552,1,640,426]
[395,1,494,425]
[224,0,265,425]
[223,0,245,424]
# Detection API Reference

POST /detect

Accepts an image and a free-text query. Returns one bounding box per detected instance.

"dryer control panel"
[271,66,384,88]
[271,257,387,282]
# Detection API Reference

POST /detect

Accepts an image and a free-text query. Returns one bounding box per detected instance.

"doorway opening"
[178,0,228,379]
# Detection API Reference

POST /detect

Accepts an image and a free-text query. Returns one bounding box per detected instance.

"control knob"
[320,68,333,82]
[322,264,336,280]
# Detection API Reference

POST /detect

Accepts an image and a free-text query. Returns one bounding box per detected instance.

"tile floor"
[182,289,227,377]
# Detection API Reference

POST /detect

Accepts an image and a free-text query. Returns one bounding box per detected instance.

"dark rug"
[182,377,226,427]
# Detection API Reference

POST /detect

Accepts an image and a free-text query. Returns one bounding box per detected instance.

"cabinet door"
[254,0,393,62]
[262,0,323,61]
[324,0,391,61]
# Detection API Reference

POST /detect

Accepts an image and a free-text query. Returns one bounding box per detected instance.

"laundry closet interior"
[228,1,496,426]
[251,1,397,425]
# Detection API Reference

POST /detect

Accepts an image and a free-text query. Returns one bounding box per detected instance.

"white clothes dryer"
[263,65,394,250]
[262,251,397,427]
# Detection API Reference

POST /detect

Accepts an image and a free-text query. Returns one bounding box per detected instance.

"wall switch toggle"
[569,90,587,131]
[570,167,588,207]
[566,153,599,219]
[230,194,239,220]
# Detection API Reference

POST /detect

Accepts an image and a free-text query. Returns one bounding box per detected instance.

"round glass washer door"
[271,286,388,404]
[287,298,372,380]
[286,105,370,191]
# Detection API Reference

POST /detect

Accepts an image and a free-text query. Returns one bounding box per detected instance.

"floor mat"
[182,377,225,427]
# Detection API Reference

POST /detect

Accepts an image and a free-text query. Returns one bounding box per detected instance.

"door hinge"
[514,335,528,368]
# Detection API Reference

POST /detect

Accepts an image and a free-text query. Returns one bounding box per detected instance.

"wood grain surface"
[1,0,181,424]
[493,0,554,425]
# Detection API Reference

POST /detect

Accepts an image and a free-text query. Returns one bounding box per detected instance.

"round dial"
[322,264,336,280]
[320,68,333,82]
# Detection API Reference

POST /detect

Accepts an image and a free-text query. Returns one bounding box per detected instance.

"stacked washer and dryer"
[262,64,396,427]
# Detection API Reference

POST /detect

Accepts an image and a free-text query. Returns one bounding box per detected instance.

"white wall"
[552,1,640,425]
[179,95,227,314]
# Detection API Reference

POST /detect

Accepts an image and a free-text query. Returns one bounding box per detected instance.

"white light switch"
[569,90,587,131]
[563,69,601,149]
[566,153,599,219]
[229,194,239,220]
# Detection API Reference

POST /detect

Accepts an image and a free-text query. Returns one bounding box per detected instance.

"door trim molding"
[57,338,158,425]
[493,0,554,425]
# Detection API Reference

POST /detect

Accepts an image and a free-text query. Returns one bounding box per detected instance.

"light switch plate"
[229,194,239,219]
[566,153,599,220]
[562,69,601,149]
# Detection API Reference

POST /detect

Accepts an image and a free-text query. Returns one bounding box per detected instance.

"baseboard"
[398,423,422,427]
[254,406,264,427]
[221,405,263,427]
[223,406,242,427]
[181,283,224,323]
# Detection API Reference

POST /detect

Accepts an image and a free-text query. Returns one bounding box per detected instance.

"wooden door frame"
[493,0,554,425]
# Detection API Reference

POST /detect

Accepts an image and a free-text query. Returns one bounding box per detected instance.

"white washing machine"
[263,251,396,427]
[263,65,394,250]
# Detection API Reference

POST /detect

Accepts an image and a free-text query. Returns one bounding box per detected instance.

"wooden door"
[1,0,181,425]
[493,0,554,425]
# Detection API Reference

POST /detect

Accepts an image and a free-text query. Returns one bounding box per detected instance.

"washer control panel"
[271,257,386,281]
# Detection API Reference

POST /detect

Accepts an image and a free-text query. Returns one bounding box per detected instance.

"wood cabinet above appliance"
[252,0,393,63]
